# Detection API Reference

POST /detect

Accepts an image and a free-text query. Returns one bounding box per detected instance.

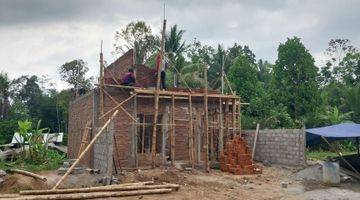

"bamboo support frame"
[188,94,195,169]
[102,88,137,122]
[53,110,119,190]
[204,65,210,172]
[99,41,104,115]
[232,99,236,136]
[151,19,167,168]
[218,98,224,156]
[99,92,136,120]
[171,94,175,165]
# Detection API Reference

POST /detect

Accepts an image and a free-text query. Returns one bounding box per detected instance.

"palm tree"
[320,106,351,125]
[165,25,187,87]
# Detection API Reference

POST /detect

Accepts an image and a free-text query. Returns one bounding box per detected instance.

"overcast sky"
[0,0,359,90]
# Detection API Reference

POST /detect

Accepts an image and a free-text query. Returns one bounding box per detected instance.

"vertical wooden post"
[151,19,167,168]
[218,98,223,156]
[170,94,175,165]
[232,99,236,136]
[99,40,104,116]
[252,123,260,159]
[203,65,210,172]
[239,98,242,137]
[188,94,195,169]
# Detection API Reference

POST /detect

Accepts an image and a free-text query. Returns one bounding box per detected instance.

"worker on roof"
[121,67,135,86]
[156,53,169,90]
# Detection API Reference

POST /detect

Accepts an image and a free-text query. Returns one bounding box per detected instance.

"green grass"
[0,150,66,172]
[306,150,357,161]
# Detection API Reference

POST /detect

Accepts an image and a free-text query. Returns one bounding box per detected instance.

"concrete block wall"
[242,129,306,166]
[93,122,114,174]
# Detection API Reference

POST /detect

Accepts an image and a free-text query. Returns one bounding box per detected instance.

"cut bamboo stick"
[21,183,179,195]
[252,123,260,159]
[14,189,173,200]
[52,110,119,190]
[7,169,46,182]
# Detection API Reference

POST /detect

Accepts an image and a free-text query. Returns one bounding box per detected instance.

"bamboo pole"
[218,98,224,156]
[7,169,46,182]
[151,19,166,168]
[77,120,91,157]
[142,115,145,154]
[171,94,175,165]
[102,88,137,122]
[133,94,138,168]
[52,110,119,190]
[14,189,173,200]
[22,183,179,195]
[203,65,210,172]
[225,100,229,140]
[210,112,215,163]
[99,40,104,115]
[232,99,236,137]
[188,94,195,169]
[321,136,360,175]
[252,123,260,159]
[99,93,136,120]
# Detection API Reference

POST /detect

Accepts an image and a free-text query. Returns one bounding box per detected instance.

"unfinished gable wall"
[68,91,95,167]
[104,49,134,82]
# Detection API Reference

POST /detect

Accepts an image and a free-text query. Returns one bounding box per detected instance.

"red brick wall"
[68,91,94,167]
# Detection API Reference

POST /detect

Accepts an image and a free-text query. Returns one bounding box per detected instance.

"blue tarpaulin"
[306,123,360,138]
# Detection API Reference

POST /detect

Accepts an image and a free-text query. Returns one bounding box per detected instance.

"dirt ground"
[1,164,359,200]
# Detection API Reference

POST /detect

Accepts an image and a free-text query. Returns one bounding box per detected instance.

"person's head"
[128,67,134,73]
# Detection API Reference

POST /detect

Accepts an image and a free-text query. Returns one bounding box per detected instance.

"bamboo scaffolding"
[99,41,104,115]
[151,19,167,168]
[218,98,224,156]
[77,120,91,157]
[142,115,145,154]
[171,94,175,165]
[52,110,119,190]
[232,99,236,136]
[188,94,195,169]
[101,88,137,122]
[203,65,210,172]
[133,94,138,168]
[98,93,136,120]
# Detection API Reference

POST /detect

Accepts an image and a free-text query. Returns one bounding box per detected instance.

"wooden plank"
[252,123,260,159]
[52,110,119,190]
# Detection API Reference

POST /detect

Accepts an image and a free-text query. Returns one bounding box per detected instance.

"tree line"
[0,21,359,144]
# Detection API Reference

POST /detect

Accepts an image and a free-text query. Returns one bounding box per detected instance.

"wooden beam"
[134,88,239,99]
[52,110,119,190]
[203,65,210,172]
[151,19,167,168]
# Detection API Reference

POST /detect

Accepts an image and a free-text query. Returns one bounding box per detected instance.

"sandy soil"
[1,164,359,200]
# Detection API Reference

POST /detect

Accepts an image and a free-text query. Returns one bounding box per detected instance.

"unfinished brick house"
[68,49,246,172]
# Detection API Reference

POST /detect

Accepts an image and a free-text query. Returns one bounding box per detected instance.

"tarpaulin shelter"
[306,123,360,175]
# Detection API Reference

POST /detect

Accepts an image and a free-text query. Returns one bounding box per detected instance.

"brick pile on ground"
[220,136,262,175]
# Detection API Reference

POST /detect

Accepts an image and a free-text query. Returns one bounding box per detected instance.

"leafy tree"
[320,106,351,125]
[272,37,320,123]
[341,52,360,86]
[345,84,360,123]
[257,59,273,89]
[0,72,11,119]
[113,21,159,64]
[58,59,93,96]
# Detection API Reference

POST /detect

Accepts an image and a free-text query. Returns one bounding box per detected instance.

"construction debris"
[220,136,262,175]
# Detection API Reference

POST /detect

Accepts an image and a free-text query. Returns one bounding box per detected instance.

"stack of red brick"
[220,136,262,175]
